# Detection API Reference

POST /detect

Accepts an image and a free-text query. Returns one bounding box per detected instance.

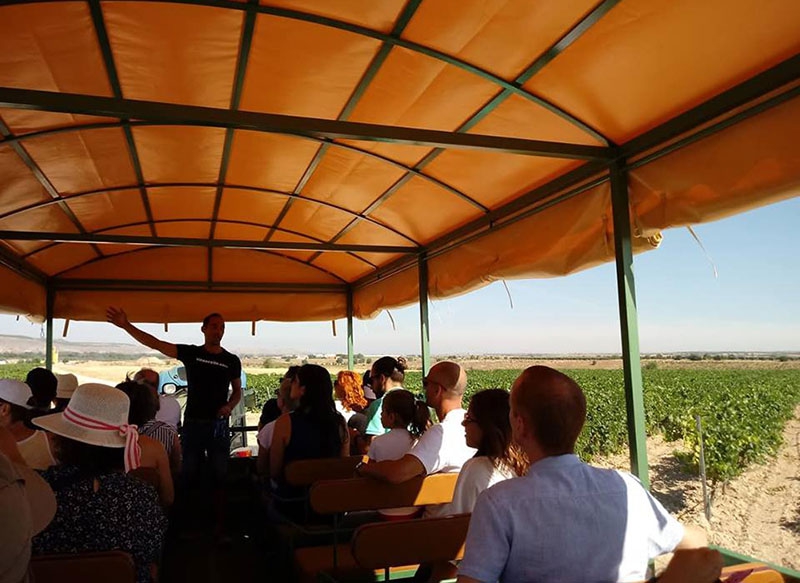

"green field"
[4,363,798,483]
[247,367,800,483]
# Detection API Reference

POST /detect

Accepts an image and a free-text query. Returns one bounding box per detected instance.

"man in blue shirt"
[457,366,706,583]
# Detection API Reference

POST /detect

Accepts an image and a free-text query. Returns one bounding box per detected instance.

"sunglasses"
[463,412,478,424]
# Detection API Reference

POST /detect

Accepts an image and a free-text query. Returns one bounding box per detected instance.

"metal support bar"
[346,287,354,371]
[0,230,416,254]
[418,254,431,377]
[609,161,648,487]
[53,278,346,293]
[45,285,54,370]
[0,88,612,160]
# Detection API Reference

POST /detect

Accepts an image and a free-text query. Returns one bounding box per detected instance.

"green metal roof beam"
[354,53,800,291]
[53,278,346,293]
[0,88,613,160]
[0,0,600,141]
[270,0,426,248]
[87,0,156,238]
[208,0,259,252]
[0,181,419,247]
[2,119,499,214]
[0,230,416,254]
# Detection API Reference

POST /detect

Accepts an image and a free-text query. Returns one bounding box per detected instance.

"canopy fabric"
[0,0,798,323]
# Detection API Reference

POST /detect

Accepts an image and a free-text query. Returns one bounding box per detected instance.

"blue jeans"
[181,417,229,486]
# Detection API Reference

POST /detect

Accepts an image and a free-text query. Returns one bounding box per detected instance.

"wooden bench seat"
[30,550,136,583]
[294,473,460,582]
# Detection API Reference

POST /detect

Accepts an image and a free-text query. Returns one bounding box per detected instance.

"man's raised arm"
[106,307,178,359]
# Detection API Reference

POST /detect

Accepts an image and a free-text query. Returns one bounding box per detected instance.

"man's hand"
[658,548,723,583]
[216,403,233,418]
[106,306,130,329]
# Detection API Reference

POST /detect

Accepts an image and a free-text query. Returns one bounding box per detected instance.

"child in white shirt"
[368,389,430,519]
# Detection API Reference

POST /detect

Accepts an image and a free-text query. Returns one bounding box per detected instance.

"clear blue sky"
[1,197,798,355]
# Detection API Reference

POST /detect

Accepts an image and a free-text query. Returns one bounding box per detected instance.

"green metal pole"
[418,254,431,376]
[44,284,54,370]
[610,161,649,488]
[346,287,355,371]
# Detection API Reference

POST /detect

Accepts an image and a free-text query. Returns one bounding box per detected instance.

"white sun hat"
[55,373,79,400]
[34,383,141,472]
[0,379,34,410]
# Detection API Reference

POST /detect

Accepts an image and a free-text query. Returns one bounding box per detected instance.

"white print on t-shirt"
[195,357,229,368]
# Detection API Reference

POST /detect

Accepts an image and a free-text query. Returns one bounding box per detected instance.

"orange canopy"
[0,0,798,323]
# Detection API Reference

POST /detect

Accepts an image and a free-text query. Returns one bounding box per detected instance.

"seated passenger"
[357,361,477,512]
[0,426,56,583]
[270,364,349,518]
[368,389,430,519]
[430,388,528,518]
[53,373,78,413]
[457,366,706,583]
[259,366,299,431]
[117,380,179,501]
[134,368,181,430]
[24,368,57,418]
[32,383,167,583]
[334,370,367,421]
[0,379,55,470]
[257,367,299,475]
[362,356,407,440]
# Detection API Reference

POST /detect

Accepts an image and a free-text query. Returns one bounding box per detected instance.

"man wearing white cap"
[0,379,55,471]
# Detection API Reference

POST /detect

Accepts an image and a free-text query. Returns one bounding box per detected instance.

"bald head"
[426,361,467,396]
[511,366,586,456]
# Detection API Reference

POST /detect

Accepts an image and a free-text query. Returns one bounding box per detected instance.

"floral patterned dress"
[32,465,167,583]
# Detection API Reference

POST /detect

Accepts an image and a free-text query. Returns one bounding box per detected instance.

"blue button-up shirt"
[458,454,684,583]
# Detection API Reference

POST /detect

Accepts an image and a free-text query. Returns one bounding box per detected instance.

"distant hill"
[0,334,152,357]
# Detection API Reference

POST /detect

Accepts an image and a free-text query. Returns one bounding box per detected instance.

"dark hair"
[259,398,281,426]
[296,364,345,452]
[115,380,157,426]
[469,389,529,476]
[371,357,407,397]
[25,368,57,409]
[382,389,430,438]
[202,312,224,327]
[514,366,587,456]
[51,434,124,475]
[0,398,30,424]
[284,366,301,381]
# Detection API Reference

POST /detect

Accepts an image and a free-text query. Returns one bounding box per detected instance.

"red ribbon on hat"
[63,406,142,472]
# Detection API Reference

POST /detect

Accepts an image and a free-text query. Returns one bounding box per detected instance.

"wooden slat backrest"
[310,472,458,515]
[284,456,362,487]
[30,551,136,583]
[351,514,471,569]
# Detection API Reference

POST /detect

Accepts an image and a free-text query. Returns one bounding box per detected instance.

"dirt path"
[596,407,800,571]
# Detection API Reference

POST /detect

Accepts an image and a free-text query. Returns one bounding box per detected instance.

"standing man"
[107,308,241,540]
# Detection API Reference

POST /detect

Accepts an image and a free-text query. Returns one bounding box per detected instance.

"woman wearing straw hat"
[32,383,167,583]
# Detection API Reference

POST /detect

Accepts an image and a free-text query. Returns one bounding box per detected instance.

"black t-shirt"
[177,344,242,420]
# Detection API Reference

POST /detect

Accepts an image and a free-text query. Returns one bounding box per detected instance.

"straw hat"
[34,384,141,472]
[0,379,33,409]
[55,373,78,400]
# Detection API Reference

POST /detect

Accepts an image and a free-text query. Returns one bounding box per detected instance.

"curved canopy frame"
[0,0,797,325]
